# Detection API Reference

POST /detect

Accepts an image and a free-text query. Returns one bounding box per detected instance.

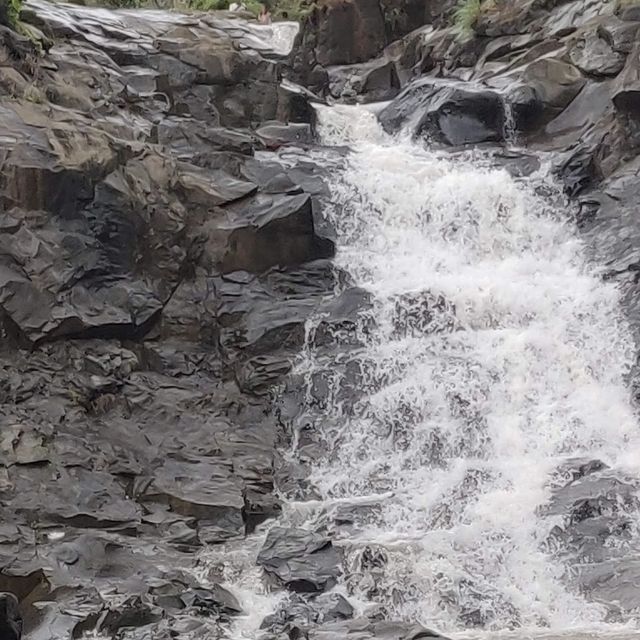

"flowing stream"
[221,103,640,638]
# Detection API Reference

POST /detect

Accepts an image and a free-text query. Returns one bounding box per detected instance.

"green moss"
[188,0,229,9]
[0,0,22,29]
[270,0,313,20]
[23,83,44,103]
[453,0,482,38]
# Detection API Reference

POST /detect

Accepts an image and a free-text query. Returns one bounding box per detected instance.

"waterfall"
[291,105,639,631]
[220,104,640,639]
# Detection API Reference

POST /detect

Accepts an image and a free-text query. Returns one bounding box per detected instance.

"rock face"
[4,0,640,635]
[257,527,342,593]
[379,78,506,145]
[0,1,341,637]
[0,593,22,640]
[289,0,453,95]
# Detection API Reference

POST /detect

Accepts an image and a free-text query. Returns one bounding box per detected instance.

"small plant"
[23,83,43,103]
[189,0,229,9]
[0,0,22,29]
[103,0,142,7]
[453,0,482,38]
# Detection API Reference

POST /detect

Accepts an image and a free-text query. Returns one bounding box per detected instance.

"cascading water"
[224,103,640,638]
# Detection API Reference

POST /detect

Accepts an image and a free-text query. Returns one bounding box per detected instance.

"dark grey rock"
[519,58,586,118]
[256,122,314,146]
[327,57,401,103]
[612,43,640,115]
[597,16,640,53]
[0,593,21,640]
[307,618,449,640]
[257,527,342,593]
[379,78,505,145]
[568,29,625,76]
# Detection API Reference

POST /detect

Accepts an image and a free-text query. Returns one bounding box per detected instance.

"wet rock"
[327,57,401,103]
[568,29,625,76]
[260,592,354,637]
[216,266,369,367]
[180,586,242,617]
[418,86,505,146]
[543,462,640,617]
[378,78,505,145]
[277,79,323,125]
[308,618,449,640]
[503,82,545,133]
[142,458,244,541]
[579,156,640,337]
[597,16,640,53]
[257,527,341,593]
[290,0,436,95]
[0,593,21,640]
[100,597,162,635]
[155,118,260,159]
[220,193,335,274]
[256,122,314,146]
[390,291,457,337]
[302,0,388,67]
[612,43,640,115]
[519,58,586,121]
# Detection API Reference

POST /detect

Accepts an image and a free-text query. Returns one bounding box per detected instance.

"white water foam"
[217,103,640,639]
[280,104,640,633]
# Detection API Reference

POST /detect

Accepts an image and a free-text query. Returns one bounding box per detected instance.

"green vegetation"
[269,0,313,20]
[185,0,312,19]
[453,0,482,38]
[188,0,230,10]
[0,0,22,29]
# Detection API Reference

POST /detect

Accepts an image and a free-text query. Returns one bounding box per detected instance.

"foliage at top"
[452,0,482,38]
[0,0,22,28]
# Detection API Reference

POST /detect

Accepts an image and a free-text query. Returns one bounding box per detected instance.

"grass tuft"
[453,0,482,39]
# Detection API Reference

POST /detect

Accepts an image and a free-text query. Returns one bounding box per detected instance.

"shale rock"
[257,527,342,593]
[0,0,342,637]
[379,78,505,145]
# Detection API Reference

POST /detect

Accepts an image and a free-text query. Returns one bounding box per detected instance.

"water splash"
[280,105,640,633]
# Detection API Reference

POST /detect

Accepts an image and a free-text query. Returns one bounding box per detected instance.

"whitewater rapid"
[302,105,639,630]
[217,103,640,639]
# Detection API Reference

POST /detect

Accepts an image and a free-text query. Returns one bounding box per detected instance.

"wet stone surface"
[4,0,640,637]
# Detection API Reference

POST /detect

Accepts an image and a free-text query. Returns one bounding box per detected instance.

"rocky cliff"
[2,0,640,638]
[0,3,345,638]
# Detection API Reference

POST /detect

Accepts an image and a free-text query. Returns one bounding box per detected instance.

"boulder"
[218,193,335,274]
[257,527,341,593]
[379,78,506,145]
[522,58,585,111]
[308,618,450,640]
[290,0,439,95]
[543,460,640,616]
[305,0,388,67]
[597,16,640,53]
[327,57,401,102]
[568,29,625,76]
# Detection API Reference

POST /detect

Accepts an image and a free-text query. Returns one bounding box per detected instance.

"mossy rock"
[0,0,22,29]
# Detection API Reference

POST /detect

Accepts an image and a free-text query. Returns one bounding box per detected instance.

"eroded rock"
[257,527,342,593]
